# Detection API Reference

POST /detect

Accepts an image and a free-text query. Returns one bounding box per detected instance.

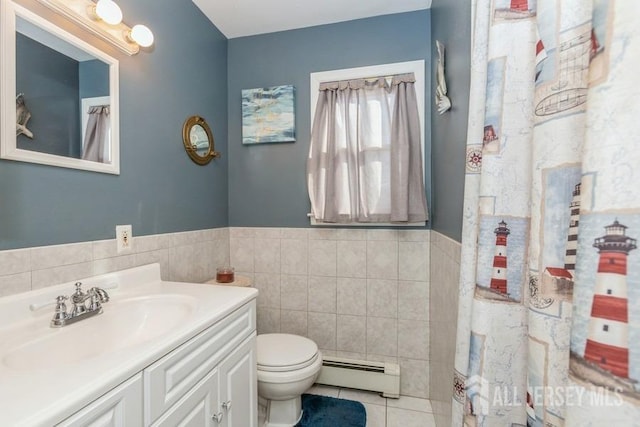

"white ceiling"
[192,0,432,39]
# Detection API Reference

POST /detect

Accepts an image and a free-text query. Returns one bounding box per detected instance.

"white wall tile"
[281,274,308,311]
[308,239,336,276]
[211,238,230,274]
[367,229,398,241]
[281,228,308,240]
[0,272,31,297]
[398,229,430,242]
[254,227,282,239]
[230,237,255,272]
[281,238,308,275]
[254,273,281,308]
[257,307,281,334]
[31,262,93,290]
[308,312,336,351]
[337,277,366,316]
[337,314,366,354]
[367,240,398,279]
[308,276,336,313]
[367,279,398,318]
[229,227,256,238]
[168,242,214,283]
[398,280,429,321]
[336,240,366,278]
[254,238,280,273]
[335,350,367,360]
[92,254,137,276]
[398,320,429,360]
[0,248,31,275]
[308,228,337,240]
[334,228,367,241]
[92,239,118,260]
[399,241,429,281]
[135,233,171,253]
[31,242,93,270]
[281,310,308,336]
[366,316,397,357]
[399,358,430,399]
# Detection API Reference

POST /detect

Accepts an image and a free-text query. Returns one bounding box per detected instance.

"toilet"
[257,333,323,427]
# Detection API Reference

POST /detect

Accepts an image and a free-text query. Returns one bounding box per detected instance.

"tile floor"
[259,384,437,427]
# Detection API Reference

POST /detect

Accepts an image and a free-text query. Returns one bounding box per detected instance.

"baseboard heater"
[316,356,400,398]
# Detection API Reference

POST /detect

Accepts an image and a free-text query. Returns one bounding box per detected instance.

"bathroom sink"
[2,294,197,371]
[0,263,259,427]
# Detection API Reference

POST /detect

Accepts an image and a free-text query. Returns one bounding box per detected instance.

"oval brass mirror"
[182,116,220,165]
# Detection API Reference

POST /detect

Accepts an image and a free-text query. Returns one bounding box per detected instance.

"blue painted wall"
[16,33,81,158]
[430,0,471,242]
[227,11,431,227]
[79,59,110,99]
[0,0,228,250]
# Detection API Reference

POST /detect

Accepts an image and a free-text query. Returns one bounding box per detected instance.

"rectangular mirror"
[1,1,120,174]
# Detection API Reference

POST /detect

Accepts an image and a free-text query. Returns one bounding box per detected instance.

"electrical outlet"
[116,225,132,253]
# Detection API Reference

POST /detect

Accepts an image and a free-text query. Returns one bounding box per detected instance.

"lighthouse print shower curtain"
[453,0,640,426]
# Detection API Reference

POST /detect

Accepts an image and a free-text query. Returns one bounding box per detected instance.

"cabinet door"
[219,334,257,427]
[152,368,220,427]
[144,302,255,424]
[56,374,143,427]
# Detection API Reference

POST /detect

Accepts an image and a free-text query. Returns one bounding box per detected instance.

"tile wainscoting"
[0,228,230,297]
[429,231,461,427]
[229,227,431,399]
[0,226,455,406]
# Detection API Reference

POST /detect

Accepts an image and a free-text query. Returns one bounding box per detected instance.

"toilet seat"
[257,333,319,372]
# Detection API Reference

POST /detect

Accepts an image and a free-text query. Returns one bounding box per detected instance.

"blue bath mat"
[296,394,366,427]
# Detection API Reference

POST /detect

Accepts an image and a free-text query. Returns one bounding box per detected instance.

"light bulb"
[130,24,154,47]
[95,0,122,25]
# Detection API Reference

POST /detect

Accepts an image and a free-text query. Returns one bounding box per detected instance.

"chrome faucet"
[50,282,109,328]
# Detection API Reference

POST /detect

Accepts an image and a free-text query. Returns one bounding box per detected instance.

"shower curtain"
[452,1,640,426]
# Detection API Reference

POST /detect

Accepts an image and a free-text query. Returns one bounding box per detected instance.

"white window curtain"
[307,72,428,223]
[81,105,109,163]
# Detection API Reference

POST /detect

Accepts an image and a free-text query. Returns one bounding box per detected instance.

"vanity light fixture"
[125,24,154,48]
[92,0,122,25]
[35,0,154,55]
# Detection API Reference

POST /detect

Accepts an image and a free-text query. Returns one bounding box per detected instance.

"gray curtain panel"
[82,105,109,163]
[307,73,428,223]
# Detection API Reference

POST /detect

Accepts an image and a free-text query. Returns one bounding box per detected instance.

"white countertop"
[0,264,258,426]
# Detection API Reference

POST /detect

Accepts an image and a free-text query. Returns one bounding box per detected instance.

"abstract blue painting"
[242,85,295,144]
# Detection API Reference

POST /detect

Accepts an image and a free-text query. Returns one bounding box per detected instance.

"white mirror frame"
[0,1,120,174]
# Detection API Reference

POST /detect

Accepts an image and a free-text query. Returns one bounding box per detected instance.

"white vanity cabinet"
[56,300,257,427]
[218,334,257,427]
[145,300,257,426]
[151,335,256,427]
[55,374,143,427]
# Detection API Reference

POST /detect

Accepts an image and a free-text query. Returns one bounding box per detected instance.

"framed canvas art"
[242,85,295,144]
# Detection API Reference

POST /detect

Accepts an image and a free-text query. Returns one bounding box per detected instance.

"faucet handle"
[51,295,69,327]
[88,287,109,311]
[74,282,84,295]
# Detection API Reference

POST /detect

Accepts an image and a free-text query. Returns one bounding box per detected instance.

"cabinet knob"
[222,400,232,410]
[211,411,224,423]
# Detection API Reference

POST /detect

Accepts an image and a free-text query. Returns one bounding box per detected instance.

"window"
[307,61,427,225]
[603,324,609,332]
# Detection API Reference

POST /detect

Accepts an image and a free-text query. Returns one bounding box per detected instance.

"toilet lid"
[257,334,319,372]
